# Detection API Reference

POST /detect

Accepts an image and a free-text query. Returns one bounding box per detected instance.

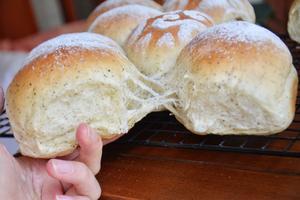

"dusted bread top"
[88,5,162,47]
[24,32,124,66]
[87,0,162,26]
[167,21,297,135]
[163,0,255,24]
[125,10,213,80]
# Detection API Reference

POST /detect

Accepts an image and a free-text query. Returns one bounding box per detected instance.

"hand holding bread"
[0,123,102,200]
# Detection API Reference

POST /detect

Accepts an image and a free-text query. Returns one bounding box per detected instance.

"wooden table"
[97,143,300,200]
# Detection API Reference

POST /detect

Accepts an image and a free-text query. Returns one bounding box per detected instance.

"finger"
[65,187,102,199]
[76,124,103,174]
[56,195,89,200]
[47,159,101,200]
[58,148,80,161]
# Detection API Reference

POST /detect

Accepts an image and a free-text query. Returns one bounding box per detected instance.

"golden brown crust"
[6,47,128,157]
[87,0,162,26]
[88,5,162,47]
[6,33,166,158]
[7,47,124,115]
[6,33,133,158]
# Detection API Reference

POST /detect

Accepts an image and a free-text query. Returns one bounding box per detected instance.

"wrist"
[15,157,43,200]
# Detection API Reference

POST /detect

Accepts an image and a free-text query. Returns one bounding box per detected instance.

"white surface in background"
[0,138,19,155]
[0,51,28,94]
[30,0,64,31]
[0,52,25,155]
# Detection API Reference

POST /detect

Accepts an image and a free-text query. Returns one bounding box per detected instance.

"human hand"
[0,123,102,200]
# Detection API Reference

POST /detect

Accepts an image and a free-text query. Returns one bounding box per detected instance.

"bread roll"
[163,0,255,24]
[288,0,300,43]
[88,5,162,47]
[87,0,162,26]
[125,10,213,81]
[6,32,167,158]
[167,21,298,135]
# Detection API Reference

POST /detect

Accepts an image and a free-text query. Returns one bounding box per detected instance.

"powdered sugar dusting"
[162,13,180,20]
[95,0,161,12]
[24,32,123,65]
[163,0,190,11]
[198,0,255,23]
[137,33,152,47]
[196,21,288,50]
[177,20,208,42]
[89,4,161,31]
[157,32,175,47]
[164,0,255,23]
[127,10,212,50]
[199,0,228,8]
[152,18,186,29]
[151,10,211,30]
[183,10,212,22]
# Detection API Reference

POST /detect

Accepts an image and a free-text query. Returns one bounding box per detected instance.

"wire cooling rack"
[0,111,12,137]
[1,36,300,157]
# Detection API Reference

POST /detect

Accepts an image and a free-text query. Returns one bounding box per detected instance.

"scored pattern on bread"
[125,10,213,81]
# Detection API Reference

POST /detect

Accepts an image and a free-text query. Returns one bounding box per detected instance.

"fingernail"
[85,124,92,139]
[86,125,98,141]
[52,160,74,174]
[56,195,73,200]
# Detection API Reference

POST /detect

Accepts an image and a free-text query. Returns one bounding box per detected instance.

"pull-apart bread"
[6,33,167,158]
